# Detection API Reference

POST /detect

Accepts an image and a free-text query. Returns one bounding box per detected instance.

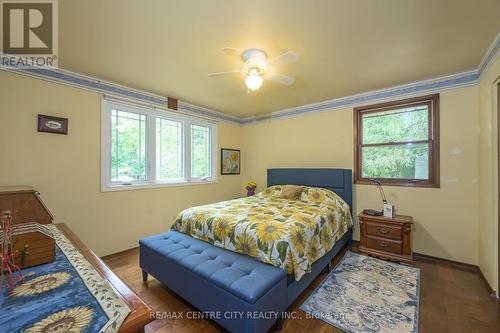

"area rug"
[300,251,420,333]
[0,224,130,333]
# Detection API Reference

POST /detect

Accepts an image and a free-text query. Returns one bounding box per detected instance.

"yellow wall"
[478,55,500,293]
[0,67,492,271]
[0,71,243,256]
[241,86,480,265]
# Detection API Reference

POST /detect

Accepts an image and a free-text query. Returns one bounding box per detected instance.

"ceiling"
[59,0,500,118]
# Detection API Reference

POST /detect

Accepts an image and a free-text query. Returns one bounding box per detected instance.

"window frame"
[101,98,217,192]
[353,94,440,188]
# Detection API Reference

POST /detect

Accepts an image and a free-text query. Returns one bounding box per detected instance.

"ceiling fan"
[208,48,299,91]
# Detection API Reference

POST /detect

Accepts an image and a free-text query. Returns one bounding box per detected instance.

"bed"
[140,168,353,332]
[265,168,353,305]
[171,171,353,281]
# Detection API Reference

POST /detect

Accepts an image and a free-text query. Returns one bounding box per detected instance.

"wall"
[478,55,500,293]
[241,86,480,265]
[0,71,243,256]
[0,67,490,270]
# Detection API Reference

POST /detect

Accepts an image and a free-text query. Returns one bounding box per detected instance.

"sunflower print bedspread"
[171,186,353,281]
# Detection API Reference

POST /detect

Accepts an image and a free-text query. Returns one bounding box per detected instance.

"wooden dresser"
[358,212,413,264]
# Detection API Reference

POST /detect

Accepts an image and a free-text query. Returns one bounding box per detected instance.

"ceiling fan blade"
[208,71,241,77]
[265,73,296,86]
[268,50,299,66]
[221,47,239,55]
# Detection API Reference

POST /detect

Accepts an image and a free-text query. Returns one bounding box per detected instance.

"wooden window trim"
[354,94,440,188]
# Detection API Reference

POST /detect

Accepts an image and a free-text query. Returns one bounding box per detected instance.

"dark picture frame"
[221,148,240,175]
[37,114,68,135]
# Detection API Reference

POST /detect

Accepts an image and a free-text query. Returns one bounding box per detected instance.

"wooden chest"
[358,212,413,264]
[0,186,53,225]
[1,187,55,268]
[10,223,56,268]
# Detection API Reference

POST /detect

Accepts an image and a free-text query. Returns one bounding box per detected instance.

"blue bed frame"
[140,168,353,332]
[267,168,353,306]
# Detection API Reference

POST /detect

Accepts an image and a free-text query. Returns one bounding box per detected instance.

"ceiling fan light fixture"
[245,73,263,91]
[208,48,298,91]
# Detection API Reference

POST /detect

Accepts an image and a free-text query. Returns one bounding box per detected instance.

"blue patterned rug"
[0,225,130,333]
[301,251,420,333]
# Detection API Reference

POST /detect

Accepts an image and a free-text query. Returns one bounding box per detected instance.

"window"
[102,99,217,191]
[156,118,183,181]
[354,94,439,187]
[190,124,212,179]
[110,109,147,182]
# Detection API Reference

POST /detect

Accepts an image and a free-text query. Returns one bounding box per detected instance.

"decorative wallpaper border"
[478,32,500,76]
[1,31,498,125]
[0,62,242,124]
[178,101,242,123]
[240,70,479,124]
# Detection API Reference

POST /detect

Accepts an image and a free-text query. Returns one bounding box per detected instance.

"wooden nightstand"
[358,212,413,264]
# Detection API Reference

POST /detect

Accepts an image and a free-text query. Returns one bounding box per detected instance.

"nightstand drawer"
[366,222,402,240]
[366,236,402,254]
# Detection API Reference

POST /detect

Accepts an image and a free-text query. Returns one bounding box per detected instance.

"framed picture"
[37,114,68,135]
[221,148,240,175]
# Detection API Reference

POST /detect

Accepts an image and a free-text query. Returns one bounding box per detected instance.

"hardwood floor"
[103,245,500,333]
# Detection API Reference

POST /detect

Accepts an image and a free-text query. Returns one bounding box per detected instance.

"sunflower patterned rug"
[0,225,130,333]
[300,251,420,333]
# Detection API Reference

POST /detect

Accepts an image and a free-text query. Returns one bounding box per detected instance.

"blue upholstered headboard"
[267,168,353,210]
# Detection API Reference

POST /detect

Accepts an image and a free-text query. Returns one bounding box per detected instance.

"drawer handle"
[378,241,389,248]
[378,227,389,234]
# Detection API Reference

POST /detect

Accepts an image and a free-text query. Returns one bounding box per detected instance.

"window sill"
[101,179,218,192]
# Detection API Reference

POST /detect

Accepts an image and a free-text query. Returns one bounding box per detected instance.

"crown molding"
[0,58,239,124]
[177,101,242,123]
[241,70,479,124]
[242,32,499,125]
[1,30,498,126]
[0,62,481,126]
[478,31,500,76]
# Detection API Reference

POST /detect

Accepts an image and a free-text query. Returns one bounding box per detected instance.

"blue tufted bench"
[139,231,288,333]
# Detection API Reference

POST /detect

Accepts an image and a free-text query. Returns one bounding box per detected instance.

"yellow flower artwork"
[221,149,240,174]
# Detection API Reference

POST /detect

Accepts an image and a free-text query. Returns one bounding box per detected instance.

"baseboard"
[412,252,479,273]
[413,252,498,298]
[349,242,496,298]
[477,267,497,299]
[101,246,139,260]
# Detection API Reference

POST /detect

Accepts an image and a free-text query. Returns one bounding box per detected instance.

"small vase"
[246,189,255,197]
